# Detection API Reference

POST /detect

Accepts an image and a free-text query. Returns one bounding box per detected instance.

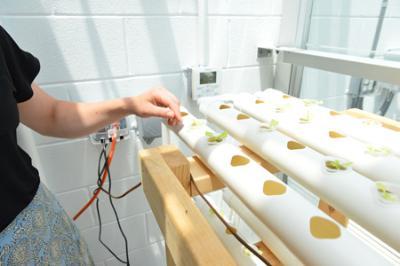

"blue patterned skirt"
[0,183,93,265]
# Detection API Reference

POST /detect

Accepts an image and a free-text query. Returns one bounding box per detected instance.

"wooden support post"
[140,145,236,266]
[158,145,191,193]
[166,247,176,266]
[188,156,225,196]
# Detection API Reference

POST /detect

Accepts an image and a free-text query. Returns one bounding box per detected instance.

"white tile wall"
[38,137,139,193]
[0,0,54,14]
[227,17,281,67]
[209,0,282,16]
[89,177,150,224]
[125,17,198,75]
[7,0,282,264]
[81,214,147,262]
[54,0,197,15]
[2,18,128,84]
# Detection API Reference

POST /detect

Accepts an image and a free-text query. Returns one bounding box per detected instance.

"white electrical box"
[191,67,221,100]
[90,117,130,145]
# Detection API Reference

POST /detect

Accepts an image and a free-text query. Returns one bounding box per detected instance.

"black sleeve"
[0,26,40,103]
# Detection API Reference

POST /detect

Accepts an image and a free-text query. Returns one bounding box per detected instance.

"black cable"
[95,143,131,265]
[96,144,142,199]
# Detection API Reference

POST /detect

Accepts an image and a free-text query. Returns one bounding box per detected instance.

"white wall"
[1,1,282,265]
[300,0,400,113]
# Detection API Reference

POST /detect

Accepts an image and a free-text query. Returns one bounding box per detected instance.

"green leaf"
[342,162,353,168]
[205,131,214,137]
[208,136,217,142]
[270,119,279,127]
[376,182,387,192]
[217,131,228,139]
[206,131,228,143]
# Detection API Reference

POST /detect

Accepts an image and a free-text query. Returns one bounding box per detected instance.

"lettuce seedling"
[205,131,228,144]
[191,119,206,128]
[275,104,291,113]
[260,119,279,131]
[302,99,323,107]
[365,145,391,157]
[325,159,352,171]
[376,182,399,203]
[299,111,313,123]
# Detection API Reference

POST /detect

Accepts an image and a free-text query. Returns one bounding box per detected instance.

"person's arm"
[18,83,182,138]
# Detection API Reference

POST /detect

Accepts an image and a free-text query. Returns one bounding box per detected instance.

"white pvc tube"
[168,108,392,266]
[200,101,400,253]
[261,89,400,156]
[234,91,400,184]
[222,190,303,266]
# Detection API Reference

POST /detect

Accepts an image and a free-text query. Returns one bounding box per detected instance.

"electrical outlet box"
[90,117,130,145]
[190,67,222,100]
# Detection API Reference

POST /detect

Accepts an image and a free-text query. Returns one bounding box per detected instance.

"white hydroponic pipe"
[233,90,400,184]
[167,108,392,265]
[260,89,400,156]
[222,190,303,266]
[194,195,265,266]
[200,101,400,253]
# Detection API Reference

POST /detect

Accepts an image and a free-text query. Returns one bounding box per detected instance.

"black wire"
[96,145,142,199]
[95,143,130,265]
[190,174,271,266]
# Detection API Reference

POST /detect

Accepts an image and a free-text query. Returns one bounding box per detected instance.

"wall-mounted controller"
[90,117,130,145]
[190,67,222,100]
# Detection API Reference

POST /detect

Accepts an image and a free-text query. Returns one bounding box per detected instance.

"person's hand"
[130,87,182,126]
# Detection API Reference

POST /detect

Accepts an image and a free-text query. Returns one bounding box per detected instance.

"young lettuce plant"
[260,119,279,132]
[325,159,352,172]
[190,119,206,129]
[376,182,399,203]
[302,99,323,107]
[365,145,392,157]
[275,104,291,113]
[205,131,228,144]
[299,111,313,124]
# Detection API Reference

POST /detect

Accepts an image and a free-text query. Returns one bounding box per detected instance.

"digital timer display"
[200,71,217,85]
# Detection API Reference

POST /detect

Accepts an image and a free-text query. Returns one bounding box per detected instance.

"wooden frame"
[140,145,282,265]
[140,145,235,266]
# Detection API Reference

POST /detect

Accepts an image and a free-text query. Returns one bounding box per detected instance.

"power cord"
[73,123,142,265]
[95,142,130,265]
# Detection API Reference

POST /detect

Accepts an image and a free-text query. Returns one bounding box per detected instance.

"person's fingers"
[156,87,180,108]
[149,105,175,119]
[154,93,182,121]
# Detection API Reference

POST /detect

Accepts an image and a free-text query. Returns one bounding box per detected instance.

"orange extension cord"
[73,135,117,221]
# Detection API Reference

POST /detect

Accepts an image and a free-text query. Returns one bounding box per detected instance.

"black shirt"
[0,26,40,232]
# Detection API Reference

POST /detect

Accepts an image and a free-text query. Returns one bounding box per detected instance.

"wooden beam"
[188,156,225,196]
[241,146,280,174]
[159,145,191,193]
[140,146,236,266]
[254,241,282,266]
[318,200,349,227]
[166,247,176,266]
